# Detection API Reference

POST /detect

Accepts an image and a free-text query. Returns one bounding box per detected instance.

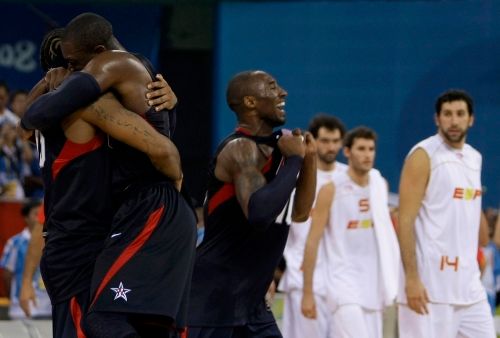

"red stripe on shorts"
[70,296,87,338]
[90,205,165,308]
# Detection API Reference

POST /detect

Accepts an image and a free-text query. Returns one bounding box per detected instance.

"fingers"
[408,296,429,315]
[301,306,317,319]
[291,128,302,136]
[146,74,177,111]
[17,123,33,140]
[20,298,31,318]
[147,74,168,90]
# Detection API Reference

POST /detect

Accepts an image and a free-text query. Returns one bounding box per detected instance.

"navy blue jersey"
[189,128,290,326]
[37,126,112,304]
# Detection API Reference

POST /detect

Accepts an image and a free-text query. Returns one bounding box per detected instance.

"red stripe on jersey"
[90,206,165,308]
[70,296,87,338]
[52,134,104,180]
[179,328,188,338]
[261,155,273,174]
[207,183,235,216]
[235,127,252,135]
[207,155,275,216]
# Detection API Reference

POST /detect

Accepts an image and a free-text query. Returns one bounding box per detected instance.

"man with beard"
[188,70,316,338]
[301,127,399,338]
[397,90,495,337]
[278,114,347,338]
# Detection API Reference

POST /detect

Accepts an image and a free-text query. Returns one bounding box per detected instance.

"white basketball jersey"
[279,162,347,296]
[324,171,383,311]
[397,134,485,305]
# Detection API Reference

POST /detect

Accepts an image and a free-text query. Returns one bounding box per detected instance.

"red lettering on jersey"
[474,189,482,199]
[453,188,464,199]
[347,220,358,229]
[359,198,370,212]
[440,255,459,272]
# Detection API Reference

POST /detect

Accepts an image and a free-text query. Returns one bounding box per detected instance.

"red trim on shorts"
[37,202,45,224]
[90,206,165,308]
[52,134,104,180]
[70,297,87,338]
[179,327,188,338]
[207,183,235,216]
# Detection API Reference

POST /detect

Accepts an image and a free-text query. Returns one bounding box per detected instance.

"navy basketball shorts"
[52,289,90,338]
[88,182,197,328]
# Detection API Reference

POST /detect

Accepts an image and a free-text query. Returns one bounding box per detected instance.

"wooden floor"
[0,320,52,338]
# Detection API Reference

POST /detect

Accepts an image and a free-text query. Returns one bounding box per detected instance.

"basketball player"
[398,90,495,337]
[188,70,316,338]
[302,127,400,338]
[278,114,347,338]
[21,18,195,337]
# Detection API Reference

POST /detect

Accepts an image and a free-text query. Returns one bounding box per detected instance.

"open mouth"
[276,101,286,113]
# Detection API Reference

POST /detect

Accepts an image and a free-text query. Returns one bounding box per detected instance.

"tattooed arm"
[77,93,182,185]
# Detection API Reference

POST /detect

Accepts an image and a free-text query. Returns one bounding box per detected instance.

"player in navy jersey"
[20,28,184,338]
[187,70,316,338]
[22,13,196,338]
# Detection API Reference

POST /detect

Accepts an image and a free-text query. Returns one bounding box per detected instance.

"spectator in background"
[5,88,43,198]
[0,82,20,126]
[8,90,28,118]
[0,199,51,319]
[0,122,31,199]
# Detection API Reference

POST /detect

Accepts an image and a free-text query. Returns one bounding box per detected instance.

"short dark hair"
[343,126,377,149]
[63,12,115,52]
[308,114,346,138]
[40,28,67,72]
[435,89,474,115]
[9,90,28,102]
[21,199,41,217]
[0,81,9,93]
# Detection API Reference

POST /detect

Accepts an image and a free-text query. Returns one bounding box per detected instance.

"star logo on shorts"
[110,282,131,301]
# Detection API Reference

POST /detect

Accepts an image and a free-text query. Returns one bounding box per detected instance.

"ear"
[94,45,106,54]
[343,146,350,159]
[469,114,474,127]
[243,96,256,109]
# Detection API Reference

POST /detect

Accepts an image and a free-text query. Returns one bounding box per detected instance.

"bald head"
[63,12,117,52]
[226,70,269,113]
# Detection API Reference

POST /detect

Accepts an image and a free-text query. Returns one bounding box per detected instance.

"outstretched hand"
[146,74,178,111]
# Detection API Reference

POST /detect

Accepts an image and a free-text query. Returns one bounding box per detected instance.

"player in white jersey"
[278,114,347,338]
[302,127,399,338]
[398,89,495,338]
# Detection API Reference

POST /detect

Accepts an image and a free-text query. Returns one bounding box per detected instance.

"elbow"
[151,145,182,181]
[291,210,310,223]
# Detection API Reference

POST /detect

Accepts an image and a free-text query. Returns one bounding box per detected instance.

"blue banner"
[215,1,500,207]
[0,3,161,92]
